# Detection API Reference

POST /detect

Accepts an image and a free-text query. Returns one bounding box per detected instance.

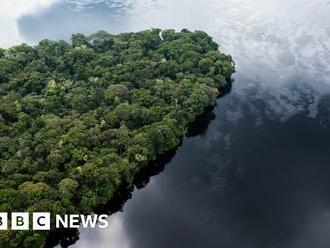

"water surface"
[9,0,330,247]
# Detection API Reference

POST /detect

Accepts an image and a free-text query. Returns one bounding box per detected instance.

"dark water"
[5,0,330,247]
[71,81,330,248]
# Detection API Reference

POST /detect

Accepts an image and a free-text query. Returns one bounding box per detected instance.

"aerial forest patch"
[0,29,234,246]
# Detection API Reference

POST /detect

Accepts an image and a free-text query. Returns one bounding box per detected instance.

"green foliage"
[0,29,234,246]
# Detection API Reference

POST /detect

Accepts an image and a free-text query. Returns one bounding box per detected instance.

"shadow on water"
[45,81,233,248]
[186,80,233,137]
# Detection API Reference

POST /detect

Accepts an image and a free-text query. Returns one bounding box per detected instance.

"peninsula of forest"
[0,29,234,247]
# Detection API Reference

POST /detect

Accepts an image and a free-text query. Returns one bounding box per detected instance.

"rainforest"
[0,29,234,246]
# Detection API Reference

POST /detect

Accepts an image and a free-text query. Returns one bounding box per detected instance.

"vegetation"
[0,29,234,247]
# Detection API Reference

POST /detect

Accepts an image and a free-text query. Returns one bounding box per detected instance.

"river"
[8,0,330,247]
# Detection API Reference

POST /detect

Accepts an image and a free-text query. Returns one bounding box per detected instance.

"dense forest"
[0,29,234,247]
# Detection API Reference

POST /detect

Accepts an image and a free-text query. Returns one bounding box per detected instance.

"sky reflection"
[1,1,330,247]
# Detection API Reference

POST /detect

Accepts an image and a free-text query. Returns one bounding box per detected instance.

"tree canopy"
[0,29,234,247]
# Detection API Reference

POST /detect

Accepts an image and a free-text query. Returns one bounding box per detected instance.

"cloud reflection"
[74,213,130,248]
[2,0,330,247]
[0,0,59,47]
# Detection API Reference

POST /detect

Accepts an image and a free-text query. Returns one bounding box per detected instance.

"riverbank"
[0,29,234,247]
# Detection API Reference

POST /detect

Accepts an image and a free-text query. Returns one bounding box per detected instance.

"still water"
[8,0,330,247]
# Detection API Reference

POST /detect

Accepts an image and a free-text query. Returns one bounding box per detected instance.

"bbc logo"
[0,212,50,230]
